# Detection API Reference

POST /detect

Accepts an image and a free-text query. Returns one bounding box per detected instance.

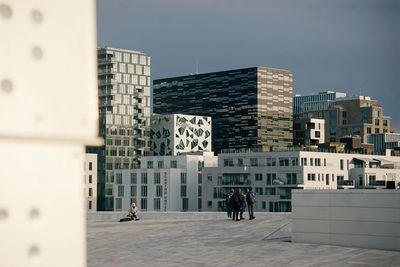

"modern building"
[293,117,325,146]
[87,46,151,210]
[293,91,346,115]
[201,149,400,212]
[153,67,293,153]
[85,153,98,211]
[366,133,400,154]
[113,152,217,212]
[301,96,392,143]
[150,114,212,156]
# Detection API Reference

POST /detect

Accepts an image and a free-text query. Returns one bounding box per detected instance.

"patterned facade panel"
[150,114,212,155]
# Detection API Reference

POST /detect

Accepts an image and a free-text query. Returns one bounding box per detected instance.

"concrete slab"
[87,212,400,266]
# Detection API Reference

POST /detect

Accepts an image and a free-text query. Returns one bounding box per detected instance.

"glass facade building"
[293,91,347,115]
[153,67,293,153]
[88,47,151,210]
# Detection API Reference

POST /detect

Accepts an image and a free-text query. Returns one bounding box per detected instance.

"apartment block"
[201,150,400,212]
[84,153,97,211]
[113,152,217,212]
[153,67,293,153]
[302,96,392,143]
[150,114,212,156]
[87,46,151,210]
[293,117,325,146]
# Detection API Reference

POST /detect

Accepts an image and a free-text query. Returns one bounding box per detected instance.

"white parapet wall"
[292,190,400,251]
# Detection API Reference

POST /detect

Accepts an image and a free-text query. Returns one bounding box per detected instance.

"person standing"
[240,192,246,220]
[231,189,241,221]
[225,189,234,218]
[246,187,256,220]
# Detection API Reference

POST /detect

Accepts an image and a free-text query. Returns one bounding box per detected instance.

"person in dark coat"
[231,189,241,221]
[246,187,256,220]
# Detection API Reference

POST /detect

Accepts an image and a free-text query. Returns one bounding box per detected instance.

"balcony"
[98,78,117,86]
[98,57,117,64]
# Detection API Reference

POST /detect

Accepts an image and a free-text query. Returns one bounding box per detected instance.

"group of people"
[225,187,256,221]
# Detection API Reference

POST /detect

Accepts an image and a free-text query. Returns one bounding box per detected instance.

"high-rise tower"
[89,46,151,210]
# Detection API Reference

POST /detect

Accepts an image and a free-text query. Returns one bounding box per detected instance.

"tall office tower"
[153,67,293,153]
[89,46,151,211]
[293,91,346,115]
[303,96,392,142]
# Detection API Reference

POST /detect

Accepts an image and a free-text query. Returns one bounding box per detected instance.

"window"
[315,131,320,138]
[262,201,266,210]
[207,201,212,208]
[238,158,244,166]
[154,173,161,184]
[291,158,298,166]
[115,198,122,210]
[180,173,187,184]
[337,176,344,186]
[130,173,137,184]
[141,173,148,184]
[279,158,289,166]
[154,198,161,210]
[266,173,276,185]
[198,185,202,197]
[310,158,313,166]
[89,201,92,210]
[286,173,297,184]
[141,198,147,210]
[89,162,93,171]
[181,185,187,197]
[147,161,153,169]
[301,158,307,166]
[250,158,258,166]
[88,188,92,197]
[340,159,344,170]
[156,185,162,197]
[130,186,137,197]
[141,185,147,197]
[267,157,276,166]
[115,173,122,184]
[182,198,189,211]
[255,174,263,181]
[89,175,92,184]
[323,159,326,166]
[255,187,263,195]
[223,159,234,167]
[170,160,177,168]
[118,186,124,197]
[158,161,164,168]
[207,175,212,182]
[368,175,376,185]
[315,158,321,166]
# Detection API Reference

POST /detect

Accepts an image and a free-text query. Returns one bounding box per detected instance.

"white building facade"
[150,114,212,156]
[113,152,217,212]
[85,153,98,211]
[202,149,400,212]
[293,117,325,146]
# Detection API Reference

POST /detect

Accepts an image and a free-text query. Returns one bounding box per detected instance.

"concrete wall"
[292,190,400,251]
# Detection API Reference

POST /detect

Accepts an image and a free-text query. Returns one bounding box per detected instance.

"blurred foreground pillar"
[0,1,99,266]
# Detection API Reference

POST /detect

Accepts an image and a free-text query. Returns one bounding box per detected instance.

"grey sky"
[97,0,400,131]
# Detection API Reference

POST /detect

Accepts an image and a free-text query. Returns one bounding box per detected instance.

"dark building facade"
[153,67,293,153]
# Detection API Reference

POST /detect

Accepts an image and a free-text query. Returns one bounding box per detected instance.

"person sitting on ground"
[127,202,138,220]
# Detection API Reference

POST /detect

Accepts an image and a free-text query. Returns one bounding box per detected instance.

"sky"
[97,0,400,131]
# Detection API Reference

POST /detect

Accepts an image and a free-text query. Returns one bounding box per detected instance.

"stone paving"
[88,212,400,267]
